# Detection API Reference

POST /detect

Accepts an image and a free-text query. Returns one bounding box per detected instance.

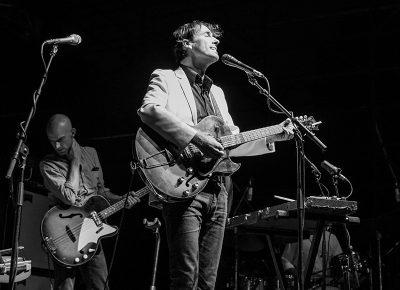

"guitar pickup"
[66,225,76,242]
[139,150,176,169]
[96,226,104,234]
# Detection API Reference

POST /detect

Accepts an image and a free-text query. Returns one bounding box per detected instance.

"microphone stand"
[330,169,353,290]
[304,155,328,290]
[231,180,253,290]
[246,73,327,290]
[4,44,59,289]
[231,179,254,217]
[331,175,340,198]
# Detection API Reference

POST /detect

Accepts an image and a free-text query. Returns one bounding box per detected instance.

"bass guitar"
[41,186,152,267]
[135,115,318,202]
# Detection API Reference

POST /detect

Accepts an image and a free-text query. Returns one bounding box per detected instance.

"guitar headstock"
[296,115,321,131]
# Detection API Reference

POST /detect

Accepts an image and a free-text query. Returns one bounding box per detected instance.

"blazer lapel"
[175,67,197,124]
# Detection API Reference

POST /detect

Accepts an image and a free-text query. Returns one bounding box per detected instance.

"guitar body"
[135,115,241,202]
[41,195,118,267]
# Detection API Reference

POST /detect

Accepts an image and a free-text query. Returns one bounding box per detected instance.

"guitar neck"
[220,124,283,148]
[99,187,151,219]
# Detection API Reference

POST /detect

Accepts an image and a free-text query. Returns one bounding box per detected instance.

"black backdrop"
[1,0,400,289]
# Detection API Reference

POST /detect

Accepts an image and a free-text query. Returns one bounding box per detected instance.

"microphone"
[44,34,82,46]
[246,177,254,201]
[221,54,264,77]
[321,160,346,181]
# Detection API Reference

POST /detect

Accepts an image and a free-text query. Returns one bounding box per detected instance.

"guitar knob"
[192,183,199,190]
[74,257,80,263]
[186,167,194,175]
[83,254,88,259]
[177,177,185,185]
[182,190,190,197]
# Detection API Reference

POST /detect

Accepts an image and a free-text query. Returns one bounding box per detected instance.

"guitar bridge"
[44,237,56,253]
[90,211,103,227]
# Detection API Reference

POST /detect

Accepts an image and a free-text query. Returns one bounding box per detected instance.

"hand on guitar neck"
[267,118,295,143]
[191,118,295,157]
[121,193,140,209]
[191,131,225,158]
[102,191,141,209]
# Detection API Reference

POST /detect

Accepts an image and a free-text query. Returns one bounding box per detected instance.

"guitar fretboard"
[99,187,151,219]
[220,124,283,148]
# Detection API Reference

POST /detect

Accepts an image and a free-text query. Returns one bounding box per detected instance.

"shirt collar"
[180,65,213,93]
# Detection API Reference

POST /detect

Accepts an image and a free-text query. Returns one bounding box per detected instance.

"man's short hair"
[173,20,223,63]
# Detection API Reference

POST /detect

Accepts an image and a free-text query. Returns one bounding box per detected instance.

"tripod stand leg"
[150,232,160,290]
[144,218,162,290]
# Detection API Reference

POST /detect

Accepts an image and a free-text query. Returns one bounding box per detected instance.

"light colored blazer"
[137,67,275,157]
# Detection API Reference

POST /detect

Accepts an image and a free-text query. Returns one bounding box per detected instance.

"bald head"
[47,114,72,134]
[46,114,76,156]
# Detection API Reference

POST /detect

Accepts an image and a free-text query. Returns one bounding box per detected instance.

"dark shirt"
[181,65,215,122]
[180,65,222,190]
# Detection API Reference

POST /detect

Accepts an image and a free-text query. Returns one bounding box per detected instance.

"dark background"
[1,0,400,289]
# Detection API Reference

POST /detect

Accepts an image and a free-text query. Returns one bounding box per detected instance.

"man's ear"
[71,128,76,137]
[183,39,192,49]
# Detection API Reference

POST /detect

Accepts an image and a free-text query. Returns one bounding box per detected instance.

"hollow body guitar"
[135,115,317,202]
[41,187,151,267]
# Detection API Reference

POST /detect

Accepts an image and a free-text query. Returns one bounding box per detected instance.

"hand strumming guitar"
[191,131,225,158]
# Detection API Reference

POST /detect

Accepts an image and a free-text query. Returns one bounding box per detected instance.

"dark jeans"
[53,244,109,290]
[162,181,228,290]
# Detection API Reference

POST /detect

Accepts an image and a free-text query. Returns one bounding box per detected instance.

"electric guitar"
[134,115,318,202]
[40,187,152,267]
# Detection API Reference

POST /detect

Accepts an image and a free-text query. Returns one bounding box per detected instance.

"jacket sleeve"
[229,139,275,157]
[137,69,197,151]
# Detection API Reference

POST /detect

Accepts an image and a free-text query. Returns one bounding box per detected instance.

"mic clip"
[311,168,321,178]
[245,69,264,78]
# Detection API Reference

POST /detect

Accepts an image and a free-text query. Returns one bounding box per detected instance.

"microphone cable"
[103,166,137,290]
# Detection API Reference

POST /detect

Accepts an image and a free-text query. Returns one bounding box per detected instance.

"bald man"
[40,114,138,290]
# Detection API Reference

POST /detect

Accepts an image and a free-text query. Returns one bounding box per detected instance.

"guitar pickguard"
[77,217,116,252]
